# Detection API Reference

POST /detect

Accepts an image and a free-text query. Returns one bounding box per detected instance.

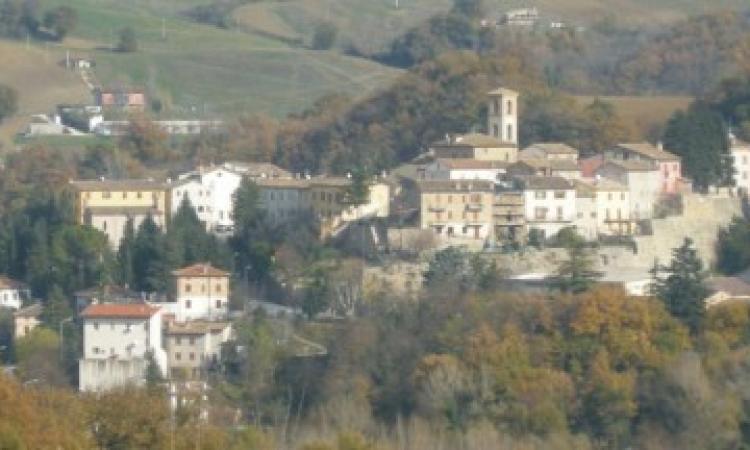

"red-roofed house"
[79,303,167,391]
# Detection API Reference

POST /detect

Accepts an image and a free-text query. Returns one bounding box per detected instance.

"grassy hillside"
[0,40,90,150]
[234,0,750,54]
[46,0,401,115]
[574,95,693,136]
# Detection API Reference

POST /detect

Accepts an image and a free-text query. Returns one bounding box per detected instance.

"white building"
[165,321,233,380]
[171,162,293,233]
[0,276,30,310]
[518,176,576,240]
[573,181,598,241]
[153,263,230,323]
[731,137,750,195]
[596,160,661,220]
[573,179,633,240]
[78,303,167,392]
[423,158,509,182]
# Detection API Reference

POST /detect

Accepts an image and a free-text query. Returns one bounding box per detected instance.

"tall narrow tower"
[487,87,519,146]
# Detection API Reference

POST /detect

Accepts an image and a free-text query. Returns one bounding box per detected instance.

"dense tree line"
[0,0,77,41]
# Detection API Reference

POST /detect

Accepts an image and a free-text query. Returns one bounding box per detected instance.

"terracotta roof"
[523,142,578,155]
[600,159,656,172]
[70,179,168,191]
[614,143,680,162]
[517,175,573,190]
[172,263,230,278]
[579,155,605,178]
[0,275,26,290]
[14,303,42,318]
[81,303,160,319]
[419,179,495,193]
[436,158,510,170]
[709,277,750,297]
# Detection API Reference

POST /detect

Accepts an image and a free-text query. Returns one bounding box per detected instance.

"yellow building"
[70,179,170,248]
[419,180,495,241]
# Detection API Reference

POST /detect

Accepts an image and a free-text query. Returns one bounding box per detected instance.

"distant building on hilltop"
[500,8,539,27]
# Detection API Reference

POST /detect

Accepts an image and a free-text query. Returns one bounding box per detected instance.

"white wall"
[171,168,243,233]
[524,188,576,239]
[79,311,167,391]
[733,146,750,193]
[0,288,25,310]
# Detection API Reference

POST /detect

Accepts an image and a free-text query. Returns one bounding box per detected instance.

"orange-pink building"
[94,87,146,111]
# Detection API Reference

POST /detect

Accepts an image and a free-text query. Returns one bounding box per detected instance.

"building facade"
[165,321,233,380]
[519,176,576,240]
[605,143,682,194]
[170,166,243,233]
[78,304,167,392]
[419,180,495,241]
[0,276,30,310]
[13,303,41,339]
[423,158,509,182]
[596,160,661,220]
[731,137,750,195]
[71,179,170,248]
[157,263,231,323]
[487,87,519,145]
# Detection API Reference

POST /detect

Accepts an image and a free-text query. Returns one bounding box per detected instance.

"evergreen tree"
[301,266,330,319]
[663,103,733,192]
[231,178,274,282]
[40,284,72,330]
[650,238,710,333]
[555,230,602,294]
[117,218,136,287]
[132,215,169,293]
[144,351,164,390]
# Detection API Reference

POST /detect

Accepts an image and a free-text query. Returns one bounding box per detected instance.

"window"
[102,191,111,199]
[93,322,99,330]
[621,193,625,201]
[554,191,565,199]
[189,337,195,345]
[144,322,148,331]
[175,337,181,345]
[216,300,222,309]
[591,212,597,218]
[608,193,613,201]
[93,346,100,354]
[185,283,191,293]
[534,207,547,220]
[189,353,195,361]
[111,323,115,331]
[534,191,546,199]
[216,284,222,292]
[447,211,453,219]
[102,220,107,231]
[493,124,499,138]
[494,99,499,114]
[175,352,181,361]
[447,195,452,203]
[137,192,142,199]
[507,100,513,115]
[185,300,192,309]
[556,206,563,220]
[122,192,127,199]
[506,124,513,141]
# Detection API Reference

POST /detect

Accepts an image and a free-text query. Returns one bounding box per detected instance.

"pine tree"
[132,216,169,293]
[650,238,710,333]
[555,232,601,294]
[117,219,136,287]
[663,103,732,192]
[40,284,72,330]
[231,178,274,282]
